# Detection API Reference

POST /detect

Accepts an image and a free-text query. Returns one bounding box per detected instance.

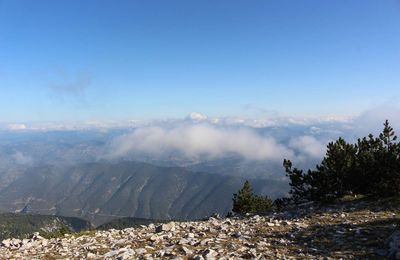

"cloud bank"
[106,103,400,163]
[4,104,399,167]
[352,104,400,135]
[107,123,327,162]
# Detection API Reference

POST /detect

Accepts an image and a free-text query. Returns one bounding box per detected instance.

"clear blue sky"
[0,0,399,122]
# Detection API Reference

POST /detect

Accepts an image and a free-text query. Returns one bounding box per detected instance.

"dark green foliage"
[283,159,312,203]
[272,197,293,211]
[43,224,70,239]
[0,213,91,240]
[354,120,400,196]
[284,120,400,204]
[312,138,358,201]
[232,181,253,213]
[232,180,273,214]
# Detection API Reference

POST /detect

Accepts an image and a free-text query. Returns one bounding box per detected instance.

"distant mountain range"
[0,161,288,226]
[0,127,323,227]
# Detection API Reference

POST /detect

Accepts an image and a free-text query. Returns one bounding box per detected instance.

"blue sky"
[0,0,399,122]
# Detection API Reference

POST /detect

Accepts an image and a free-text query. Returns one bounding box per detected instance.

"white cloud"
[108,123,295,161]
[101,112,368,162]
[186,112,208,121]
[352,104,400,135]
[289,136,326,158]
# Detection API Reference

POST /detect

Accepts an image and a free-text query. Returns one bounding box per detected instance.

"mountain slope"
[0,161,288,225]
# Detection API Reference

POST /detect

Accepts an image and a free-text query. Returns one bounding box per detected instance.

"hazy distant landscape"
[0,110,398,225]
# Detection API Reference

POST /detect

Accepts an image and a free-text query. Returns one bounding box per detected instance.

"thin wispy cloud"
[243,104,279,117]
[47,68,92,104]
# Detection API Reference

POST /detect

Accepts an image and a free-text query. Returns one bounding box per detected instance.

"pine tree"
[232,181,272,214]
[314,138,357,200]
[375,120,400,195]
[353,134,379,194]
[283,159,311,203]
[380,120,397,149]
[283,120,400,203]
[284,138,357,203]
[232,180,254,214]
[354,120,400,196]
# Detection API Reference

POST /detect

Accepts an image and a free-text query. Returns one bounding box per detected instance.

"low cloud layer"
[107,123,327,162]
[4,105,399,167]
[106,103,400,163]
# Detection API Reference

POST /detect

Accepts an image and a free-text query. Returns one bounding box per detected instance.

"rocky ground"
[1,197,400,259]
